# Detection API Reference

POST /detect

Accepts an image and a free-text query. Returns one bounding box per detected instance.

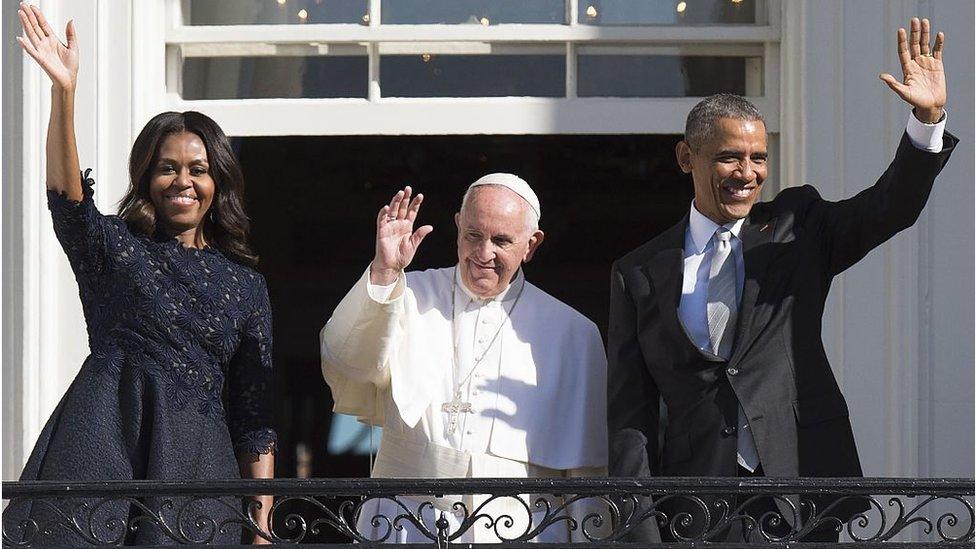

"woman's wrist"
[51,82,77,98]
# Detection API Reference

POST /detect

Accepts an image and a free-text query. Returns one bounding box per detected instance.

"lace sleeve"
[46,169,130,277]
[227,272,277,455]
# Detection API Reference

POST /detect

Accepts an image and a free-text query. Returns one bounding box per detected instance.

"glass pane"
[577,54,761,97]
[327,414,381,455]
[381,54,565,97]
[187,0,369,25]
[381,1,566,25]
[579,0,762,26]
[182,56,368,99]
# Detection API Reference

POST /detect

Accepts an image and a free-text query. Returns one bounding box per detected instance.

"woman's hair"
[119,111,258,266]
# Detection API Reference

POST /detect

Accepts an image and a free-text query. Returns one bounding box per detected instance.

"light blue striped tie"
[706,228,737,359]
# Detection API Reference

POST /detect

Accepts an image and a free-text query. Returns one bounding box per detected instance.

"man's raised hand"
[370,187,433,286]
[880,17,946,123]
[16,3,78,91]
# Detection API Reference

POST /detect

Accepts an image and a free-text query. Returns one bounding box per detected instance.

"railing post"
[435,511,450,548]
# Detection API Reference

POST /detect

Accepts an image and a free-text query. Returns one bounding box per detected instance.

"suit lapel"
[645,216,687,317]
[729,213,778,366]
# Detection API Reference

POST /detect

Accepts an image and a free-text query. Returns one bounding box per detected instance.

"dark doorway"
[238,134,690,538]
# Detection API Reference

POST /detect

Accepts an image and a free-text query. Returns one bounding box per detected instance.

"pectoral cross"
[441,394,472,435]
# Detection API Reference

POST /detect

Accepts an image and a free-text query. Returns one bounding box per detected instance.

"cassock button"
[721,426,737,436]
[727,367,739,376]
[465,429,473,435]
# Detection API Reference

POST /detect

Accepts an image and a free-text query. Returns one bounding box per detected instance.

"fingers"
[380,187,425,226]
[22,4,44,44]
[410,225,434,249]
[30,4,53,37]
[15,35,37,58]
[919,18,931,55]
[18,8,42,50]
[376,205,392,226]
[406,193,424,223]
[397,186,412,219]
[387,189,405,219]
[895,27,911,70]
[933,31,945,60]
[66,19,77,50]
[909,17,921,58]
[879,73,910,102]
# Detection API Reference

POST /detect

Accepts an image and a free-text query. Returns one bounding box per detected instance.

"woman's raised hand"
[16,3,78,90]
[370,187,433,286]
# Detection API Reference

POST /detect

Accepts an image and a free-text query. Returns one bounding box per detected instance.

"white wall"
[802,0,974,479]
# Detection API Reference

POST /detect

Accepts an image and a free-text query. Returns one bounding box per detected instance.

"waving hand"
[17,3,78,90]
[880,17,946,123]
[370,187,433,286]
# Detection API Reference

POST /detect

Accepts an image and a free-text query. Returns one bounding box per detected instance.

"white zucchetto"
[467,173,541,222]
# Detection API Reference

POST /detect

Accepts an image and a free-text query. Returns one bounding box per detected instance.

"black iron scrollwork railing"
[2,477,973,547]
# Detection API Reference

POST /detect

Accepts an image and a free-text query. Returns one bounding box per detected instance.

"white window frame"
[143,0,782,138]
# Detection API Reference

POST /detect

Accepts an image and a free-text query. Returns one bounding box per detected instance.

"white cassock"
[320,266,608,543]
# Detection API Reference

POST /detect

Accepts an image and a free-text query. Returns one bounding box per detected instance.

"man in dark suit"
[607,18,956,543]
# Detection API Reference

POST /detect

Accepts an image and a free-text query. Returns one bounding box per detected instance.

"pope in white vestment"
[320,174,608,543]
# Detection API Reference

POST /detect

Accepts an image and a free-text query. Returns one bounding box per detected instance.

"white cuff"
[367,276,400,303]
[906,109,947,153]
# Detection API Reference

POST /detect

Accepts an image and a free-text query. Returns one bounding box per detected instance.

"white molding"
[132,1,168,142]
[167,96,780,137]
[19,0,46,470]
[779,0,805,193]
[166,24,782,45]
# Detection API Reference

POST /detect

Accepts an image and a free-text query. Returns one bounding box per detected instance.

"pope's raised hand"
[16,3,79,91]
[370,187,433,286]
[880,17,946,123]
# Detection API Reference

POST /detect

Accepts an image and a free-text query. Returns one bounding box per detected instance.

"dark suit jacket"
[607,131,957,535]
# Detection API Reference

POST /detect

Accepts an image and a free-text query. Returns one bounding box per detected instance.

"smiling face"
[148,132,215,244]
[676,117,768,224]
[455,185,544,299]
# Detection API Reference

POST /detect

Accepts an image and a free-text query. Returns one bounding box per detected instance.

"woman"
[13,4,275,545]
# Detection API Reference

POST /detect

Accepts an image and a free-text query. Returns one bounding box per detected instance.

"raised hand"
[370,187,433,286]
[880,17,946,123]
[16,3,79,90]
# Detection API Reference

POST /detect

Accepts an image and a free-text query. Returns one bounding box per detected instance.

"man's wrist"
[369,263,399,286]
[914,107,945,124]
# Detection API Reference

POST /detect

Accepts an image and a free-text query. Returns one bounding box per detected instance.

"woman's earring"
[209,209,217,223]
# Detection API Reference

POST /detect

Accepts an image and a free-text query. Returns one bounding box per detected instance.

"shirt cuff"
[367,276,400,303]
[906,109,947,153]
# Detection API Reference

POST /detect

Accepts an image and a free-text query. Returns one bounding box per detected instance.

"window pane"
[577,55,761,97]
[186,0,368,25]
[182,56,368,99]
[381,1,566,25]
[381,55,565,97]
[327,414,380,455]
[580,0,763,26]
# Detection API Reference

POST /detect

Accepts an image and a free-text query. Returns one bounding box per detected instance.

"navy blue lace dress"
[12,172,276,545]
